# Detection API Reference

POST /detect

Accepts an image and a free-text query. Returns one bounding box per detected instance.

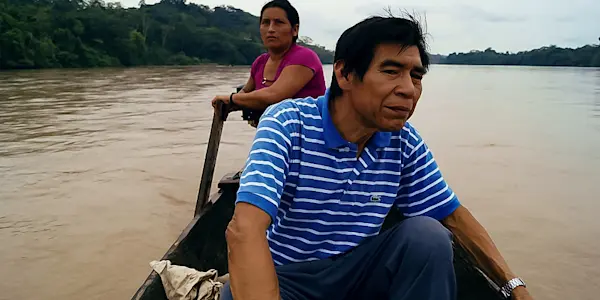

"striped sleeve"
[236,103,295,223]
[395,129,460,220]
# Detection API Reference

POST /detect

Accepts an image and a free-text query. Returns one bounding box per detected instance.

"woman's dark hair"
[329,14,430,100]
[260,0,300,43]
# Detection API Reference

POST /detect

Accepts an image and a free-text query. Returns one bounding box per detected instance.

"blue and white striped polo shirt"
[236,91,461,266]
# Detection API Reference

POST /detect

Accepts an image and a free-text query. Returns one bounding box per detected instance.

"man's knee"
[396,216,453,259]
[220,281,233,300]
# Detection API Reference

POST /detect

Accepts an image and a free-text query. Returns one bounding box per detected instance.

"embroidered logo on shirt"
[370,195,381,202]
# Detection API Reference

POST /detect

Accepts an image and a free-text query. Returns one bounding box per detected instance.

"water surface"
[1,65,599,299]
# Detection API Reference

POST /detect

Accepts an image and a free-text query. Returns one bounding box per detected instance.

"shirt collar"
[318,89,392,150]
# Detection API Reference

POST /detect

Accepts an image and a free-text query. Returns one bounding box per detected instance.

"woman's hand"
[211,95,231,109]
[211,94,242,113]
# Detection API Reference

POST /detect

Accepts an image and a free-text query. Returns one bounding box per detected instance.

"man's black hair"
[329,14,430,99]
[260,0,300,43]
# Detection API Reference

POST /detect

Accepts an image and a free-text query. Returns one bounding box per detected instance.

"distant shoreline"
[2,0,596,70]
[3,62,599,73]
[433,63,599,68]
[430,45,600,68]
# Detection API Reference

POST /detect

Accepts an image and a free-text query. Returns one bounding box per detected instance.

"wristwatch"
[500,277,526,298]
[229,93,237,106]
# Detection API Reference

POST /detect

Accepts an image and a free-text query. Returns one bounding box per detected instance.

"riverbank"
[435,45,600,67]
[3,0,597,71]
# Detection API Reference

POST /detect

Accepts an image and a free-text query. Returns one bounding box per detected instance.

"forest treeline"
[437,44,600,67]
[0,0,333,69]
[1,0,598,70]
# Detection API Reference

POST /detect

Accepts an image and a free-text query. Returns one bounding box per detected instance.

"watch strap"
[229,92,236,106]
[500,277,526,298]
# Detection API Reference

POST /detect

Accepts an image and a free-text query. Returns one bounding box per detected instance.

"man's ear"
[333,60,354,92]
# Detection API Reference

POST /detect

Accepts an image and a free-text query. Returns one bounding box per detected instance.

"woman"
[211,0,326,118]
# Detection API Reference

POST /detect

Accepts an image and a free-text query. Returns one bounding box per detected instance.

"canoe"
[130,86,506,300]
[131,172,504,300]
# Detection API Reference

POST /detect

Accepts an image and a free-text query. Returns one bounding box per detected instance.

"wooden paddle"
[195,101,229,216]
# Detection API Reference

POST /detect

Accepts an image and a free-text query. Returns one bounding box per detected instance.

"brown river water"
[1,65,599,299]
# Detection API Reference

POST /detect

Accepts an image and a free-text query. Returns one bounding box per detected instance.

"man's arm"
[224,103,297,300]
[226,203,279,300]
[395,125,532,299]
[443,205,532,299]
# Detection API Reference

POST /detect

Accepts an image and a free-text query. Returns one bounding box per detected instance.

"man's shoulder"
[261,95,322,122]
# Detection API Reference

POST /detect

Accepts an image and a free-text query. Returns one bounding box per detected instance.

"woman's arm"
[214,76,256,112]
[230,65,314,110]
[240,76,256,94]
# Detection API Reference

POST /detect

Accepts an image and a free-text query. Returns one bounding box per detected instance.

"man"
[221,15,533,300]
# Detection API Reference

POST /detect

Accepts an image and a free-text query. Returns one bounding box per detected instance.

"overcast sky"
[122,0,599,54]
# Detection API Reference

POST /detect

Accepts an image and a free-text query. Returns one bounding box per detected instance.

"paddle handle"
[195,101,229,216]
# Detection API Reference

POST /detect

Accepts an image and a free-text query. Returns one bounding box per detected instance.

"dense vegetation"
[439,43,600,67]
[0,0,333,70]
[1,0,597,70]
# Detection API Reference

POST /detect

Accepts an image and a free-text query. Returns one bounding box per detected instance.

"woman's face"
[260,7,298,51]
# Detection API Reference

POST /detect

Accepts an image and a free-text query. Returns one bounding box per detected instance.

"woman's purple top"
[250,44,326,99]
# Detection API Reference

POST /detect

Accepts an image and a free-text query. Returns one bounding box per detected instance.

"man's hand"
[442,206,533,299]
[512,286,533,299]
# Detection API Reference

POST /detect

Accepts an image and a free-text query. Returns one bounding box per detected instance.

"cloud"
[353,3,445,19]
[450,5,527,23]
[555,16,576,23]
[118,0,600,54]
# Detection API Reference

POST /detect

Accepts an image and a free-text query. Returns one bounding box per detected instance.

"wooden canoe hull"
[132,173,504,300]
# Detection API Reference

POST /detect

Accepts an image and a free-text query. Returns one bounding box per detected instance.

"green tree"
[0,0,334,70]
[441,44,600,67]
[591,52,600,67]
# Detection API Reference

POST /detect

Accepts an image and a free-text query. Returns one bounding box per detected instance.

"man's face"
[338,44,425,132]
